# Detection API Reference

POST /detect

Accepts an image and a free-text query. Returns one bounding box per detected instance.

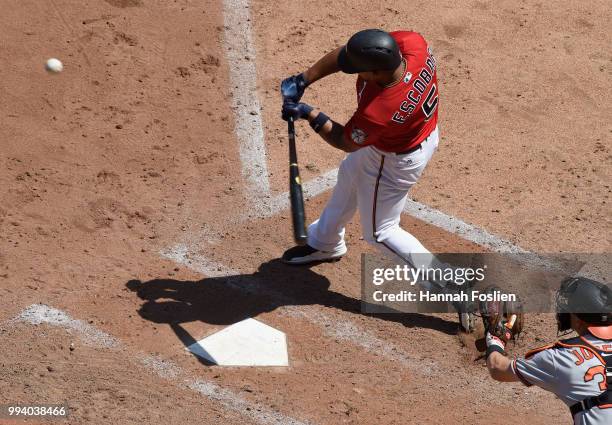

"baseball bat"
[287,117,307,245]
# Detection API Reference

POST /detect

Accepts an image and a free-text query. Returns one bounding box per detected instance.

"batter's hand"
[281,73,309,103]
[282,102,313,121]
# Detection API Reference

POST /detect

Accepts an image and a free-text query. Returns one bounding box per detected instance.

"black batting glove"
[281,102,313,121]
[282,102,314,121]
[280,73,309,103]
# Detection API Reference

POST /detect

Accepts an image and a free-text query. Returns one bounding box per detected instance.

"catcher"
[484,277,612,424]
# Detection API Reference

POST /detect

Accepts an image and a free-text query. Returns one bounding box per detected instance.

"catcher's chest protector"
[556,336,612,417]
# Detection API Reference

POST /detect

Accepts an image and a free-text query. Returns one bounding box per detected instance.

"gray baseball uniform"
[512,332,612,424]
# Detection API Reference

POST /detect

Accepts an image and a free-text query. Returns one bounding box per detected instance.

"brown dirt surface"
[1,0,609,424]
[0,323,247,425]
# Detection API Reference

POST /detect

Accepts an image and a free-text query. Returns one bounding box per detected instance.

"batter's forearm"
[486,352,519,382]
[305,109,358,153]
[319,121,349,151]
[303,46,342,85]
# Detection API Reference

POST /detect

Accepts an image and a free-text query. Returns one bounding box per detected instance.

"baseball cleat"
[281,244,346,265]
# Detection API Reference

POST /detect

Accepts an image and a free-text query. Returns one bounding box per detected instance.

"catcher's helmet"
[556,276,612,338]
[337,29,402,74]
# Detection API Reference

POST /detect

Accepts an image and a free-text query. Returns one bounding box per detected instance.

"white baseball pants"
[307,127,439,266]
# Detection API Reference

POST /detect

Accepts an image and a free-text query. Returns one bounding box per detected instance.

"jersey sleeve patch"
[344,110,386,148]
[350,127,367,145]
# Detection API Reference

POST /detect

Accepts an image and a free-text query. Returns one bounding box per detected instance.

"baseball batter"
[486,277,612,424]
[280,29,474,331]
[280,29,473,330]
[281,28,437,264]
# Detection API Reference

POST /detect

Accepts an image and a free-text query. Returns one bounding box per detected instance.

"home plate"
[186,318,288,366]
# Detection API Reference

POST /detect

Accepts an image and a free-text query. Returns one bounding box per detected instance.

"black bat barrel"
[288,118,307,244]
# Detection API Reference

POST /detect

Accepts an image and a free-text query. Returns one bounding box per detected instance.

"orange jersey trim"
[580,335,612,353]
[557,341,606,366]
[524,343,556,359]
[512,359,533,387]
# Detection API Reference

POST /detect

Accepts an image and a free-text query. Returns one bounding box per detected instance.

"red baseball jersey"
[344,31,439,152]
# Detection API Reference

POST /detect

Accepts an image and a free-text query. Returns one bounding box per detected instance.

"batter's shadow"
[126,259,457,365]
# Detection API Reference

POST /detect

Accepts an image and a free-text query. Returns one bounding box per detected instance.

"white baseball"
[45,58,63,73]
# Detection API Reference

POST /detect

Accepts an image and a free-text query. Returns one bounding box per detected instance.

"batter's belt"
[394,142,423,156]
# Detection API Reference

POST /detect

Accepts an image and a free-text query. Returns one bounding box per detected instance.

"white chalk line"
[11,304,310,425]
[222,0,270,199]
[402,198,528,253]
[240,164,526,253]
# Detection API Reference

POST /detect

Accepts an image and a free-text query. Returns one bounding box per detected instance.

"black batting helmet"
[556,276,612,338]
[337,29,402,74]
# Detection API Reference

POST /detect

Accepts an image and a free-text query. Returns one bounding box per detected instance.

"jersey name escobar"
[345,31,439,153]
[391,47,437,124]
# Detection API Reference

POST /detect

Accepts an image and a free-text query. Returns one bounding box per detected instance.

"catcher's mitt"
[479,286,524,342]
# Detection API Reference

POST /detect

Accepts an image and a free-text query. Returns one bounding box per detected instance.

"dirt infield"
[1,0,610,424]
